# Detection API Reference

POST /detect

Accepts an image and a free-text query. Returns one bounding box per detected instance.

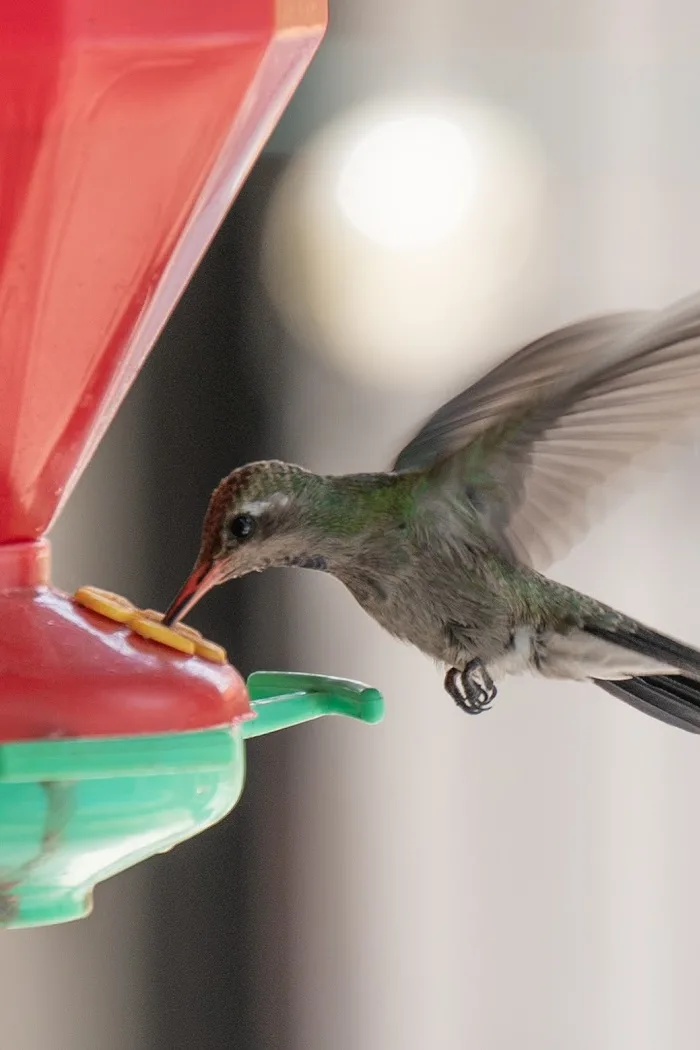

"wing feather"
[392,293,700,570]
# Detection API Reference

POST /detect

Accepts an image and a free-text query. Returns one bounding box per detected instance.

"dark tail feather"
[586,620,700,677]
[586,620,700,733]
[593,675,700,733]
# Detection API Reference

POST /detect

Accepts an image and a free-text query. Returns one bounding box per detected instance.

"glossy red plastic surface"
[0,0,326,542]
[0,542,251,742]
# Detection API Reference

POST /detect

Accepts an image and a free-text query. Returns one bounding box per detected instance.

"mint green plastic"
[0,671,384,929]
[245,670,384,737]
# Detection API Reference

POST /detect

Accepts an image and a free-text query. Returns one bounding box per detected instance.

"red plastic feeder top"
[0,0,326,543]
[0,0,327,741]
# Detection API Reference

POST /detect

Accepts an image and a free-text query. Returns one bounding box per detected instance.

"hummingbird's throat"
[283,554,328,572]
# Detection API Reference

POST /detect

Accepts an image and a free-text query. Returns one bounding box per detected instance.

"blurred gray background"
[4,1,700,1048]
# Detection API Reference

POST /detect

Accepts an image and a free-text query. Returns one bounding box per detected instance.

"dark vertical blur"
[134,154,294,1050]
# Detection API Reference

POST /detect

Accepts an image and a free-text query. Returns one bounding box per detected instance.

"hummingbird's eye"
[228,514,256,542]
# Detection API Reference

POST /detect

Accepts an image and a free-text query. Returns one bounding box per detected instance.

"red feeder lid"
[0,542,251,742]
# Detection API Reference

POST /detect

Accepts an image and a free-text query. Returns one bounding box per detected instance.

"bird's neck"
[309,471,412,534]
[291,470,414,572]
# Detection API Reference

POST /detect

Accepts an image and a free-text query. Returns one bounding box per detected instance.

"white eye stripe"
[239,496,291,517]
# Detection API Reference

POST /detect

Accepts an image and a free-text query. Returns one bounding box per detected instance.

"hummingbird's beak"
[161,560,224,626]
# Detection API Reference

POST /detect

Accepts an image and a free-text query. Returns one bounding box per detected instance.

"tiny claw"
[444,660,497,716]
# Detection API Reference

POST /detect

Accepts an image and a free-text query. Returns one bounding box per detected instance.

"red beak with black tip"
[162,560,225,626]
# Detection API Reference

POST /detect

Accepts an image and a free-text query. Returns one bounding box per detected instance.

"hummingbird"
[164,291,700,734]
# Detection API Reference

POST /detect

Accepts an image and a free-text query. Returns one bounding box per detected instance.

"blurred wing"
[393,293,700,570]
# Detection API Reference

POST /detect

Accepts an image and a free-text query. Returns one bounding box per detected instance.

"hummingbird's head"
[162,460,316,625]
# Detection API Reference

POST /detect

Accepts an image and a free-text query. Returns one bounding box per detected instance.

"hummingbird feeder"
[0,0,384,930]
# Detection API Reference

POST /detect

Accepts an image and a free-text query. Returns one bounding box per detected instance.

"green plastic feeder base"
[0,672,383,929]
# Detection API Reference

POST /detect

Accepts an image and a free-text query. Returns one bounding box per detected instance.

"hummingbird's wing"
[391,292,700,570]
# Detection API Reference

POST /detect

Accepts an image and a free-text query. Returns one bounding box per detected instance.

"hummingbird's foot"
[444,660,497,714]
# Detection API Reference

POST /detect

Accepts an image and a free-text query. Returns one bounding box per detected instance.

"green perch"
[0,671,384,930]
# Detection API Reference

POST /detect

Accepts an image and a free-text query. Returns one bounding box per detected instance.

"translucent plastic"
[0,0,385,933]
[0,673,384,928]
[0,0,325,542]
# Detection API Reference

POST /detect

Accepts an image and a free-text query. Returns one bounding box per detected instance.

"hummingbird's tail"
[593,675,700,734]
[585,620,700,733]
